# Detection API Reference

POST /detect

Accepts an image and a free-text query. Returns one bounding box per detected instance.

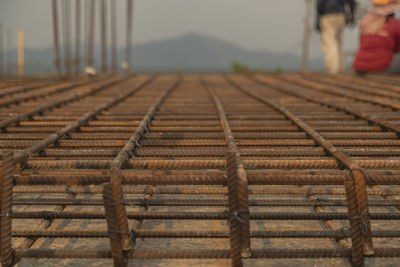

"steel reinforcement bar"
[203,77,250,266]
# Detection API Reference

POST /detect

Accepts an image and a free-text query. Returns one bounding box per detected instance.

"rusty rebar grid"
[226,76,374,265]
[0,76,124,132]
[249,75,400,135]
[12,76,154,166]
[1,73,400,266]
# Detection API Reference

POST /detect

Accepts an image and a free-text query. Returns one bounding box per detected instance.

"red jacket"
[353,17,400,72]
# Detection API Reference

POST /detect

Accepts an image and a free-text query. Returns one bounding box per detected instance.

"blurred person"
[353,0,400,73]
[316,0,357,74]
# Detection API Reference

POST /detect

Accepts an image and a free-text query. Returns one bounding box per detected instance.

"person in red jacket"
[353,0,400,73]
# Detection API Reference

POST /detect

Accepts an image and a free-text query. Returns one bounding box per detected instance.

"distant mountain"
[132,32,324,72]
[1,32,324,75]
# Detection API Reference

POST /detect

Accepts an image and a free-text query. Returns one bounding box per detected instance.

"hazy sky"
[0,0,371,58]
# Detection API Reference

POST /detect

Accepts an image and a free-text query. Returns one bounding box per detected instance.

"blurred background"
[0,0,377,75]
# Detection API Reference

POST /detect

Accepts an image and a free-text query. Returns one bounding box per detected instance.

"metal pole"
[17,30,24,78]
[52,0,61,76]
[84,0,89,68]
[75,0,81,75]
[66,0,71,76]
[101,0,107,73]
[88,0,95,69]
[6,28,11,76]
[0,24,3,79]
[62,0,68,75]
[111,0,117,73]
[125,0,133,72]
[301,0,313,72]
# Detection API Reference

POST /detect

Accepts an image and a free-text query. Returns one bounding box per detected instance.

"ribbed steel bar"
[13,185,400,196]
[108,75,180,252]
[13,247,400,259]
[10,247,400,259]
[3,125,389,133]
[11,198,400,207]
[9,211,400,220]
[103,183,127,267]
[4,147,400,158]
[204,77,250,262]
[3,131,396,140]
[11,170,400,186]
[4,139,400,148]
[12,248,352,259]
[10,229,400,239]
[12,158,400,170]
[0,151,14,266]
[226,152,245,266]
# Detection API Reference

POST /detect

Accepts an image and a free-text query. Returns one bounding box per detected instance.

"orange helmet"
[372,0,398,5]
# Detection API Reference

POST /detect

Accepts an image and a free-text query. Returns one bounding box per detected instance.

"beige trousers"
[320,13,346,74]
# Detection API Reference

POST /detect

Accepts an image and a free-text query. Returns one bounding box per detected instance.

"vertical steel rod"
[84,0,89,69]
[0,151,14,266]
[103,183,127,267]
[226,152,244,267]
[0,24,3,79]
[52,0,61,76]
[75,0,81,75]
[101,0,107,73]
[17,30,24,78]
[345,180,365,267]
[66,0,71,76]
[125,0,133,72]
[111,0,117,73]
[109,167,132,252]
[352,169,373,255]
[6,28,11,77]
[62,0,68,76]
[88,0,96,70]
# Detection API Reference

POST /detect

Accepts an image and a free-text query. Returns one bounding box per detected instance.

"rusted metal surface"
[0,73,400,266]
[103,182,127,267]
[1,151,14,266]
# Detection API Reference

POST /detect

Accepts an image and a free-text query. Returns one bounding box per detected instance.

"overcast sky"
[0,0,371,58]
